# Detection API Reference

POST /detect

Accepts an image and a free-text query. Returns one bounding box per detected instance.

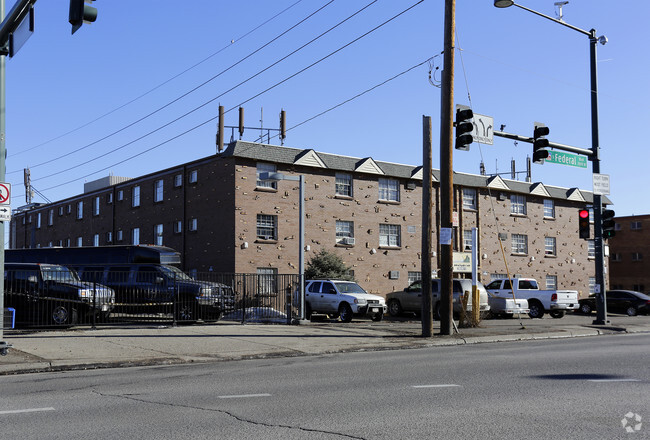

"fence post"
[91,279,97,330]
[172,272,177,327]
[285,280,291,325]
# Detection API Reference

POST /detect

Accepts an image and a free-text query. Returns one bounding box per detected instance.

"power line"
[8,0,307,159]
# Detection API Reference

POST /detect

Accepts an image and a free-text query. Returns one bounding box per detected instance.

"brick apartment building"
[608,214,649,294]
[9,141,610,298]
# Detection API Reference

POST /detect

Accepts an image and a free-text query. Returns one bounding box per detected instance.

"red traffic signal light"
[578,209,590,239]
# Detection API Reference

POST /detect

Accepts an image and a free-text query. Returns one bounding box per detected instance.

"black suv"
[4,263,115,326]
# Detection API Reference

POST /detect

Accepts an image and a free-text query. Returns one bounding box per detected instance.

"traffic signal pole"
[0,0,6,356]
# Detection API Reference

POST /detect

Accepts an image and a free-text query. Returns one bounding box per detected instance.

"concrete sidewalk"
[1,314,649,375]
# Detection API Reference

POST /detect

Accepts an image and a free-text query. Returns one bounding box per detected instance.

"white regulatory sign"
[593,174,610,196]
[472,113,494,145]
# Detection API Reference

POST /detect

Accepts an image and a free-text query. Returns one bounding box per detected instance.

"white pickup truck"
[485,278,579,319]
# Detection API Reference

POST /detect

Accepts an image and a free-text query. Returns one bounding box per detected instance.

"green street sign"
[546,150,587,168]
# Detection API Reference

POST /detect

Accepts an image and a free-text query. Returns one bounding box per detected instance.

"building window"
[94,196,100,216]
[132,186,140,207]
[48,210,54,226]
[546,275,557,290]
[633,284,645,292]
[587,240,595,258]
[379,178,400,202]
[36,213,42,229]
[189,218,198,231]
[174,221,182,234]
[174,174,183,187]
[631,221,642,230]
[611,253,622,262]
[379,224,401,247]
[154,179,164,202]
[589,277,596,295]
[256,162,277,189]
[336,220,354,245]
[256,214,277,240]
[117,190,124,201]
[77,236,83,247]
[77,201,83,219]
[154,224,163,245]
[107,193,113,204]
[257,268,277,296]
[106,231,113,243]
[66,238,71,247]
[189,170,198,184]
[67,205,72,214]
[132,228,140,245]
[58,206,63,216]
[408,272,422,285]
[510,194,527,215]
[632,252,643,262]
[543,199,555,218]
[544,237,556,256]
[462,230,472,251]
[117,230,123,242]
[511,234,528,255]
[335,173,353,197]
[462,188,477,210]
[93,234,100,247]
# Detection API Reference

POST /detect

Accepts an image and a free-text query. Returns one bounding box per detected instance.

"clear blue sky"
[4,0,648,218]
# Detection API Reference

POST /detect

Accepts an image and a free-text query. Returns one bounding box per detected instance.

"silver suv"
[304,280,387,322]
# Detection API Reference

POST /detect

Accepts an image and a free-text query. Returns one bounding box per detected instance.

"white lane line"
[217,393,272,399]
[587,379,640,383]
[412,384,461,388]
[0,407,55,415]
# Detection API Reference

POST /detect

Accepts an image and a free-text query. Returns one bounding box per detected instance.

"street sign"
[453,252,472,273]
[0,183,11,205]
[593,173,610,195]
[0,206,10,222]
[546,151,587,168]
[472,113,493,145]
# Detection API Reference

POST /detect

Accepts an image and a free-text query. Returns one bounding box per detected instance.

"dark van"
[4,262,115,327]
[5,245,235,321]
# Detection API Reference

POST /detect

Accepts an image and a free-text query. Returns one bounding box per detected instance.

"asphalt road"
[0,333,647,440]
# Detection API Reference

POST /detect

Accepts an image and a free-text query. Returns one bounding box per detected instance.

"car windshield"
[159,265,193,280]
[41,265,80,282]
[335,282,367,294]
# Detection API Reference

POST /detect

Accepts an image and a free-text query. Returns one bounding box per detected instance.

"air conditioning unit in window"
[341,237,355,245]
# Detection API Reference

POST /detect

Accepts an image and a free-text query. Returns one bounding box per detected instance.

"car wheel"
[528,301,545,319]
[49,303,78,326]
[339,303,353,323]
[388,299,402,317]
[626,306,638,317]
[371,311,383,322]
[175,300,198,323]
[580,303,592,315]
[549,310,565,319]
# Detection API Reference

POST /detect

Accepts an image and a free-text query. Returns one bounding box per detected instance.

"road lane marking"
[587,379,640,383]
[412,384,461,388]
[217,393,272,399]
[0,407,55,415]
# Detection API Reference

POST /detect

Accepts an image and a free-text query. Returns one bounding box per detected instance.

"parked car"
[302,280,386,322]
[386,278,490,318]
[485,277,578,319]
[4,262,115,326]
[487,291,529,318]
[578,290,650,316]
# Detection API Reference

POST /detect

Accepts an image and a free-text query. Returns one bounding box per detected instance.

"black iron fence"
[3,267,300,329]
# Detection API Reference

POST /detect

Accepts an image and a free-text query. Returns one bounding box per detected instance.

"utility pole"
[0,0,6,355]
[421,116,433,337]
[439,0,455,336]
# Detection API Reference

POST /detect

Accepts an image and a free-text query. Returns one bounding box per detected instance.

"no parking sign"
[0,183,11,222]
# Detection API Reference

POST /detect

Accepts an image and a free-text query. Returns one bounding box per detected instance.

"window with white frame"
[543,199,555,218]
[36,213,41,229]
[257,268,277,296]
[48,210,54,226]
[631,221,642,230]
[408,271,422,285]
[335,173,353,197]
[117,230,123,242]
[462,188,477,210]
[77,201,83,219]
[94,196,100,216]
[510,194,527,215]
[154,224,163,245]
[544,236,556,256]
[256,162,277,189]
[463,230,473,251]
[379,224,401,247]
[132,186,140,207]
[132,227,140,245]
[174,220,182,234]
[491,273,508,282]
[174,174,183,187]
[336,220,354,244]
[58,206,63,216]
[106,231,113,243]
[189,218,198,232]
[632,252,643,261]
[378,178,400,202]
[511,234,528,254]
[256,214,276,240]
[588,240,595,258]
[117,190,124,201]
[107,192,113,204]
[154,179,164,202]
[67,204,72,214]
[93,234,100,247]
[589,277,596,294]
[546,275,557,290]
[189,170,198,183]
[77,236,83,247]
[66,238,71,247]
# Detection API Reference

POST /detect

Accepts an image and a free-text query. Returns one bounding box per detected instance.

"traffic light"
[533,122,550,164]
[579,209,590,239]
[69,0,97,35]
[602,209,616,239]
[455,107,474,151]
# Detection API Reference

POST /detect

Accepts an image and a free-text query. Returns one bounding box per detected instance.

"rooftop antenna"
[554,1,569,21]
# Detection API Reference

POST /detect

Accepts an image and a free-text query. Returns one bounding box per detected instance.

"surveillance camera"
[598,35,608,45]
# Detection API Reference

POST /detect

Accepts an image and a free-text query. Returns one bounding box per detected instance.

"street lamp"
[494,1,610,325]
[258,172,305,322]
